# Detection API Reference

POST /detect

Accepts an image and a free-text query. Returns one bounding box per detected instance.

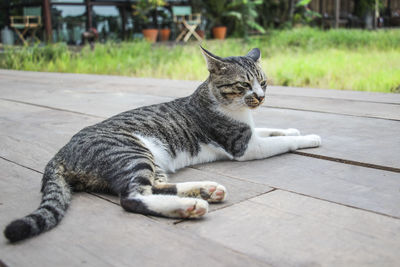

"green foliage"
[294,0,321,25]
[265,48,400,92]
[202,0,265,38]
[1,28,400,93]
[132,0,166,26]
[258,1,290,29]
[226,0,266,39]
[354,0,382,17]
[296,0,312,6]
[202,0,231,27]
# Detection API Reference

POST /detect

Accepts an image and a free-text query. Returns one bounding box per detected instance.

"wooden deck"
[0,69,399,267]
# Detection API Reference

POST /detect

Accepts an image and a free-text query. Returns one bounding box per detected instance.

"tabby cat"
[4,47,321,243]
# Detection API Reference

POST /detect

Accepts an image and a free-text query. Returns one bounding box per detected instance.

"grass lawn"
[1,27,399,93]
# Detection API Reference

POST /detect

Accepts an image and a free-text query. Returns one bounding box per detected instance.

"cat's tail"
[4,158,72,243]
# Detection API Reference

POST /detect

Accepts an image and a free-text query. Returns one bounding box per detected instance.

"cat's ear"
[200,46,226,73]
[246,48,261,63]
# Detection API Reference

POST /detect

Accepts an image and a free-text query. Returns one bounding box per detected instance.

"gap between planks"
[267,93,400,106]
[0,98,105,119]
[263,105,400,122]
[292,151,400,173]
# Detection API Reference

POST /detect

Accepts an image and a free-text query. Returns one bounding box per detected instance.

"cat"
[4,47,321,243]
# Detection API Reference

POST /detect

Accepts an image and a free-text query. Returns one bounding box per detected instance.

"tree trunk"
[289,0,295,23]
[335,0,340,28]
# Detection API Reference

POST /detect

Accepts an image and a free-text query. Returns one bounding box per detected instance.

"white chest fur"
[135,135,232,173]
[217,106,255,128]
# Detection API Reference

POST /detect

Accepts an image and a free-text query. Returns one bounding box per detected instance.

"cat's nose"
[253,93,264,102]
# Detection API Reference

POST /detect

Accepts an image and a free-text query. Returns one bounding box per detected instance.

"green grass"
[1,27,400,93]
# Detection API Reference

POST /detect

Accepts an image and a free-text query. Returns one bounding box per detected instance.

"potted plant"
[203,0,266,40]
[132,0,166,43]
[203,0,230,39]
[159,7,172,41]
[204,0,263,40]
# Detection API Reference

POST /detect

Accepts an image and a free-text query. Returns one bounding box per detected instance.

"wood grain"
[0,159,268,267]
[177,190,400,267]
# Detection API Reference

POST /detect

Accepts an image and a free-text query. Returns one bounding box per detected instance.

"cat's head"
[201,47,267,110]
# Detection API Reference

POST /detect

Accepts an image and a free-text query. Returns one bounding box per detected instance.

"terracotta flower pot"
[160,28,171,42]
[142,29,159,43]
[212,26,227,40]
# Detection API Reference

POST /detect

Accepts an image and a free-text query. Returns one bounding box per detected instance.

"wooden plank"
[177,190,400,267]
[265,94,400,121]
[3,79,399,121]
[1,70,400,120]
[0,69,194,99]
[252,107,400,169]
[0,81,172,118]
[0,101,272,216]
[270,85,400,104]
[0,101,101,170]
[195,154,400,218]
[3,69,399,103]
[0,159,268,267]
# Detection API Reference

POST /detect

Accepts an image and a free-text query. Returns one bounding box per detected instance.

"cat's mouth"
[245,96,265,109]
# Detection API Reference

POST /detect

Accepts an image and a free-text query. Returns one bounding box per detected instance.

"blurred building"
[309,0,400,28]
[0,0,188,45]
[1,0,399,45]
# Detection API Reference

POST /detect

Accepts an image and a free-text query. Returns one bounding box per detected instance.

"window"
[51,0,84,3]
[51,5,86,44]
[92,6,123,42]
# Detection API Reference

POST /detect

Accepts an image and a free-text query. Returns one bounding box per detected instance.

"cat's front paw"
[300,134,322,149]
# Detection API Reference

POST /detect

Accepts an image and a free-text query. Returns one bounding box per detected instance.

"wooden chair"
[172,6,202,42]
[10,7,42,45]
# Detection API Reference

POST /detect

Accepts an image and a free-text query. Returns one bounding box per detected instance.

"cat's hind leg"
[152,166,227,202]
[152,181,227,203]
[121,194,208,219]
[118,161,209,219]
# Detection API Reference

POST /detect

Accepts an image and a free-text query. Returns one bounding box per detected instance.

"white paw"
[177,199,209,218]
[303,134,322,148]
[200,182,227,203]
[177,181,228,202]
[286,128,301,136]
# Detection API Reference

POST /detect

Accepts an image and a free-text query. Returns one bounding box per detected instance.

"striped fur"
[4,47,321,243]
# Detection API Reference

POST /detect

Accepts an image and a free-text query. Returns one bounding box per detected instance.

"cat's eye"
[240,82,251,88]
[260,80,267,87]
